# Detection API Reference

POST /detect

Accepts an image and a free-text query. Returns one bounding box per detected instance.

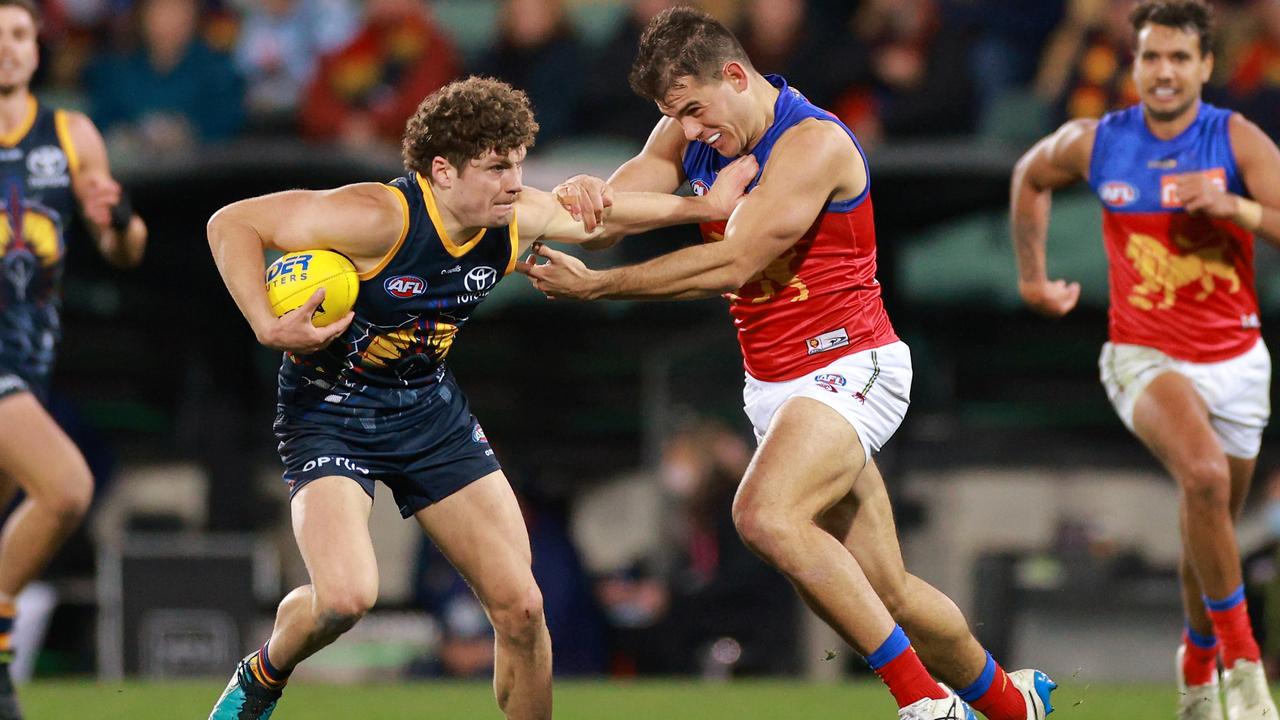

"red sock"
[875,647,948,709]
[1208,600,1261,668]
[967,662,1028,720]
[1182,630,1219,686]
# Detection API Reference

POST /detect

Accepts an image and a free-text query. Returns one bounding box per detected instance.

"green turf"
[14,678,1254,719]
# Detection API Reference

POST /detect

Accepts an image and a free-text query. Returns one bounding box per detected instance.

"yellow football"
[265,250,359,327]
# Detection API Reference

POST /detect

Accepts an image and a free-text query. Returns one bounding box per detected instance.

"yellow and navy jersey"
[0,98,81,386]
[278,171,518,415]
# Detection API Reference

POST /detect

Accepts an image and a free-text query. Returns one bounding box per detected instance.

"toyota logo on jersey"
[465,266,498,292]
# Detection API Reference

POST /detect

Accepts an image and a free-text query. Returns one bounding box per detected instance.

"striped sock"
[958,651,1027,720]
[1182,625,1219,686]
[868,626,947,709]
[0,601,15,664]
[247,642,289,690]
[1205,586,1261,668]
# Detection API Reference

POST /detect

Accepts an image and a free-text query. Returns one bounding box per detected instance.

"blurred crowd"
[29,0,1280,159]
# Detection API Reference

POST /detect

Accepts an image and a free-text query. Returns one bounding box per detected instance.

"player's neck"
[0,88,32,135]
[744,75,780,153]
[1143,98,1200,141]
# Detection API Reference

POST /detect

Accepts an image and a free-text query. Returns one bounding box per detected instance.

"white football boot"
[1008,668,1058,719]
[1223,657,1278,720]
[898,690,978,720]
[1176,645,1224,720]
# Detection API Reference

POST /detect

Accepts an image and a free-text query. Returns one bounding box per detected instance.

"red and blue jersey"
[682,75,897,382]
[1088,102,1259,362]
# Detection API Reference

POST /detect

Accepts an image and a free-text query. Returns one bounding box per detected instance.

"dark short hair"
[1130,0,1213,56]
[0,0,39,30]
[401,76,539,176]
[629,7,752,103]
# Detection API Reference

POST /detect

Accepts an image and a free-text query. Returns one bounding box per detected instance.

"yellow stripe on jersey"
[361,183,412,280]
[504,213,518,275]
[0,97,36,148]
[416,172,487,257]
[53,109,80,176]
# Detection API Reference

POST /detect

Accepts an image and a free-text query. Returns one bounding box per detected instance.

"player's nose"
[679,117,702,142]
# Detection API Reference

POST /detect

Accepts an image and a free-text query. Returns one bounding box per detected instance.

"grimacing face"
[451,146,526,229]
[657,68,754,158]
[0,6,37,96]
[1132,22,1212,124]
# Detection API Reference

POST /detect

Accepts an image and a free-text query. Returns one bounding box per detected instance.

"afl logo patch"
[814,373,846,386]
[1100,181,1139,207]
[690,179,711,196]
[465,266,498,292]
[472,424,488,443]
[384,275,426,298]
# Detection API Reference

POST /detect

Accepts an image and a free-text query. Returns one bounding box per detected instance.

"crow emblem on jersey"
[384,275,427,298]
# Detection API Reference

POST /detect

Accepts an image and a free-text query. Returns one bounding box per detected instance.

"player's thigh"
[818,459,908,593]
[413,470,536,609]
[738,396,866,522]
[0,391,90,501]
[291,476,378,603]
[1131,371,1226,481]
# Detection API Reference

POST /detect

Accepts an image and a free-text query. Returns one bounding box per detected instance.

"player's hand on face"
[703,155,758,220]
[516,242,601,300]
[553,174,614,232]
[257,288,354,353]
[75,173,122,230]
[1018,278,1081,318]
[1175,174,1235,219]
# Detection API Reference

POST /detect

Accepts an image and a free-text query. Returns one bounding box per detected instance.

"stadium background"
[15,0,1280,715]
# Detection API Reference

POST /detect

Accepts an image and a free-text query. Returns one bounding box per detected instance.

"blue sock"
[957,652,997,702]
[866,625,911,670]
[1185,623,1217,649]
[1203,585,1246,612]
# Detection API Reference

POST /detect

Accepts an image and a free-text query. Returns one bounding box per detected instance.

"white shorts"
[1099,339,1271,458]
[742,341,912,455]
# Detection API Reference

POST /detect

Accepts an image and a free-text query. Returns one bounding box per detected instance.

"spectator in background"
[475,0,584,145]
[300,0,459,149]
[735,0,866,111]
[1034,0,1138,122]
[85,0,244,153]
[232,0,358,134]
[582,0,677,142]
[1222,0,1280,140]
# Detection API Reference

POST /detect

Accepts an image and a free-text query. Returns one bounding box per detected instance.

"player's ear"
[1201,51,1213,83]
[723,61,749,92]
[430,156,455,189]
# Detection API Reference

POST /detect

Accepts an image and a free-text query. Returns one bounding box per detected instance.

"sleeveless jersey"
[0,98,80,385]
[1089,102,1259,362]
[682,75,897,382]
[278,172,518,416]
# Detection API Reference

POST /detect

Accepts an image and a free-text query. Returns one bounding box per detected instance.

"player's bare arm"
[1010,118,1096,317]
[64,111,147,268]
[523,121,849,301]
[207,183,404,352]
[1185,113,1280,247]
[553,117,687,240]
[517,154,753,254]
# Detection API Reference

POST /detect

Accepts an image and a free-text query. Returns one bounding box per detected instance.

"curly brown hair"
[401,76,539,176]
[629,7,751,103]
[1130,0,1213,55]
[0,0,40,29]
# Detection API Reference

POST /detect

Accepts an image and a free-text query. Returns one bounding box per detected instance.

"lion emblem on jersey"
[1125,232,1240,311]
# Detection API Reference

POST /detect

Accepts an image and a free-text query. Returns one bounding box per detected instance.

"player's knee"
[315,586,376,633]
[732,498,798,564]
[488,583,545,647]
[1179,458,1231,514]
[44,461,93,525]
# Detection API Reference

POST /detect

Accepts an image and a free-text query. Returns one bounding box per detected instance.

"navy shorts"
[274,372,501,518]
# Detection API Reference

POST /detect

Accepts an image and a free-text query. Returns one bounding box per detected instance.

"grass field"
[15,678,1265,719]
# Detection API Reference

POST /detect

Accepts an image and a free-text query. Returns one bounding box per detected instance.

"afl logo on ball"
[1100,181,1138,207]
[691,179,711,196]
[384,275,426,298]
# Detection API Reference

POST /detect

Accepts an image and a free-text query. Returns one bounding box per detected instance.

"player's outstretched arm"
[522,122,844,301]
[63,111,147,268]
[518,155,756,253]
[1210,114,1280,247]
[1010,118,1094,318]
[206,183,404,352]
